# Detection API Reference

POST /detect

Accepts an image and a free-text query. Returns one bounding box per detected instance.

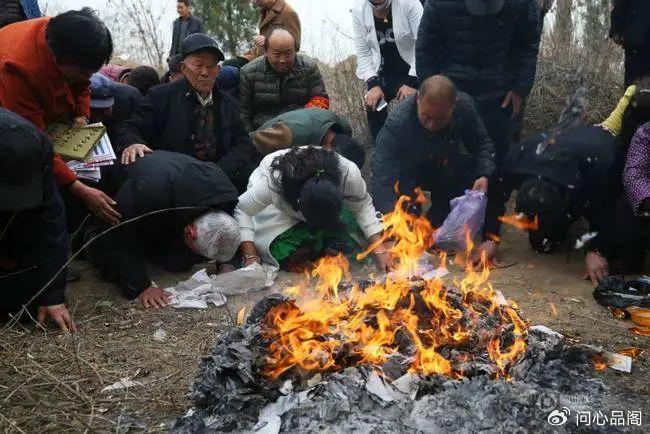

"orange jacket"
[0,18,92,187]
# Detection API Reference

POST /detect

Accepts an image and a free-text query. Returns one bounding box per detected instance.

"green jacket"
[252,108,351,154]
[239,54,328,131]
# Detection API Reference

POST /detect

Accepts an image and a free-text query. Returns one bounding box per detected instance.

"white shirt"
[351,0,424,82]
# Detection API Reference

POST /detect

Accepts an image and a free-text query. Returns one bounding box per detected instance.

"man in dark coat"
[610,0,650,86]
[505,124,625,285]
[84,151,241,309]
[416,0,541,239]
[169,0,204,58]
[372,75,497,259]
[116,34,259,191]
[0,108,76,332]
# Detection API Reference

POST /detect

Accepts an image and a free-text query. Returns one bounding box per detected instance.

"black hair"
[332,135,366,169]
[264,27,298,52]
[516,178,571,253]
[270,147,343,229]
[126,66,161,95]
[46,8,113,71]
[178,0,191,6]
[621,77,650,151]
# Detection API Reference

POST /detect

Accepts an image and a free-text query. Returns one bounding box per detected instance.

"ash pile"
[173,290,615,434]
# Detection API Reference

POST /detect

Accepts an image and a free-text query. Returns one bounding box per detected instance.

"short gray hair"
[193,211,241,262]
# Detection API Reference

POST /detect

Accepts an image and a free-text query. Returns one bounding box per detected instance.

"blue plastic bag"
[434,190,488,252]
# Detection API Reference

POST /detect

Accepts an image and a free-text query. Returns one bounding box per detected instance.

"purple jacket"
[623,122,650,215]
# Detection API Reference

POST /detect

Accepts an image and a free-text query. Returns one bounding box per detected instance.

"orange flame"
[617,347,644,359]
[262,190,528,380]
[592,354,607,371]
[498,214,539,231]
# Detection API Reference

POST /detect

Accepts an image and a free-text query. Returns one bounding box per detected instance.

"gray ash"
[173,292,626,434]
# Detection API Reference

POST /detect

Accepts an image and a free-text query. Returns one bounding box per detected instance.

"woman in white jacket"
[235,146,391,271]
[352,0,423,139]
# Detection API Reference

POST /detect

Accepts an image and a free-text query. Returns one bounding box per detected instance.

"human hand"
[373,244,394,273]
[396,84,416,102]
[72,116,88,129]
[38,304,78,333]
[472,176,489,193]
[254,34,266,47]
[502,91,523,119]
[471,240,497,268]
[121,143,153,165]
[138,287,172,309]
[364,86,385,112]
[70,181,121,225]
[584,251,609,287]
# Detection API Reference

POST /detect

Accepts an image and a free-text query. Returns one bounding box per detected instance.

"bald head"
[418,75,457,105]
[265,28,297,73]
[265,28,297,52]
[416,75,457,134]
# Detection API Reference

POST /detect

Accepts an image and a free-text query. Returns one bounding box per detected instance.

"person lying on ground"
[371,75,497,264]
[251,108,366,167]
[0,108,76,332]
[239,28,329,132]
[234,146,392,272]
[83,151,240,309]
[115,34,259,192]
[0,8,120,225]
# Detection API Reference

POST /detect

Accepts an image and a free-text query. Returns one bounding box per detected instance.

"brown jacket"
[247,0,301,60]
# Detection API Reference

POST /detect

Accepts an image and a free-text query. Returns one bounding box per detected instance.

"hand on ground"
[37,304,77,333]
[139,287,172,309]
[584,251,609,287]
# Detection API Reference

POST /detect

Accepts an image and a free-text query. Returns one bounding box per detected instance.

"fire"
[498,213,539,231]
[262,191,529,381]
[592,354,607,371]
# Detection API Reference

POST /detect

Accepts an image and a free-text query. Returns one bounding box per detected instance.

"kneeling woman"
[235,146,390,271]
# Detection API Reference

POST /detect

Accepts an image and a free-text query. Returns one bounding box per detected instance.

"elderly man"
[246,0,301,60]
[0,8,120,225]
[239,28,329,132]
[0,108,76,332]
[116,34,258,190]
[83,151,241,308]
[372,75,497,260]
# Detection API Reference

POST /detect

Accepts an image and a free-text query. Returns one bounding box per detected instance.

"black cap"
[180,33,225,61]
[0,109,46,211]
[465,0,505,15]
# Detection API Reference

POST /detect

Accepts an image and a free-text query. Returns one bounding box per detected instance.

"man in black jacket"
[416,0,540,238]
[506,124,625,286]
[372,75,497,259]
[610,0,650,86]
[169,0,204,58]
[84,151,241,309]
[116,34,259,191]
[0,108,76,332]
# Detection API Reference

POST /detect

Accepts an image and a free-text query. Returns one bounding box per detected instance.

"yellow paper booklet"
[46,123,106,161]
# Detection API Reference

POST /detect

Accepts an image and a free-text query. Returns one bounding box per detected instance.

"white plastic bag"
[434,190,487,252]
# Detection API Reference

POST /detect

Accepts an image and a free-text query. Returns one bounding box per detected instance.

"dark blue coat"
[416,0,540,101]
[371,92,496,213]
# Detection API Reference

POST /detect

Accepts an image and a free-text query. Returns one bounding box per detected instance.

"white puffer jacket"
[351,0,424,82]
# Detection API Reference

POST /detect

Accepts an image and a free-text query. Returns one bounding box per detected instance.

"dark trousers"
[625,43,650,86]
[367,74,411,139]
[475,97,513,236]
[0,187,68,316]
[615,199,650,271]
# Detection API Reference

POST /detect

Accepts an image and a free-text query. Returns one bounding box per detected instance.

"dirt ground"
[0,224,648,433]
